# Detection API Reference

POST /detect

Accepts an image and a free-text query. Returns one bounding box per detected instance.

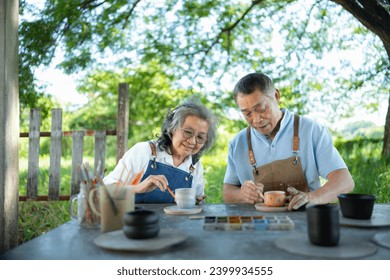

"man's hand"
[240,180,264,204]
[287,186,310,210]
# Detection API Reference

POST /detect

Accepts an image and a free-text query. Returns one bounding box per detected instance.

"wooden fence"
[19,83,129,201]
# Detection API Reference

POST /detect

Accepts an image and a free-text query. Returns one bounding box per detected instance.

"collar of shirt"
[252,108,291,143]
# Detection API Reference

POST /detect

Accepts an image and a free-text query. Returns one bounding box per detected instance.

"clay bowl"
[123,224,160,239]
[264,191,286,207]
[123,210,158,225]
[123,210,159,239]
[337,193,376,219]
[175,188,196,209]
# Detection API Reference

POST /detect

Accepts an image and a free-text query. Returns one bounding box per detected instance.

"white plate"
[94,228,187,252]
[372,232,390,249]
[339,206,390,228]
[275,234,377,259]
[164,205,202,215]
[255,203,289,212]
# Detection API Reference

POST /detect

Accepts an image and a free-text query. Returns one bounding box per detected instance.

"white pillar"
[0,0,19,254]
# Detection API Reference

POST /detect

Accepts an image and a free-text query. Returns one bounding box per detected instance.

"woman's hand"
[134,174,169,193]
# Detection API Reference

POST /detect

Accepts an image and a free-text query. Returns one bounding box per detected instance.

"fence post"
[94,130,106,175]
[71,131,85,196]
[116,83,129,163]
[48,109,63,200]
[26,109,41,199]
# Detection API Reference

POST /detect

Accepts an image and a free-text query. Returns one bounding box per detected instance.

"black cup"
[123,210,160,239]
[307,204,340,246]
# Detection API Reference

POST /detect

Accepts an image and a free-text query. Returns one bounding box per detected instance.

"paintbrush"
[95,173,119,216]
[166,185,176,200]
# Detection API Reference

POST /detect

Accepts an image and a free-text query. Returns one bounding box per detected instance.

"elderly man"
[223,73,354,210]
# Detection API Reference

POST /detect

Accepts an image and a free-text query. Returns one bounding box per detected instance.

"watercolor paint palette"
[203,215,295,231]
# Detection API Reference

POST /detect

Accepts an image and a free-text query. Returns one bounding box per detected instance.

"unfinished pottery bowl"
[338,193,376,219]
[264,191,286,207]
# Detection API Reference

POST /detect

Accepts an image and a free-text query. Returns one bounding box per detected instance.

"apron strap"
[293,114,299,153]
[292,114,299,165]
[246,127,257,175]
[148,141,157,169]
[247,114,300,170]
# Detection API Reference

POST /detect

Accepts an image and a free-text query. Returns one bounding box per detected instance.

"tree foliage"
[19,0,389,154]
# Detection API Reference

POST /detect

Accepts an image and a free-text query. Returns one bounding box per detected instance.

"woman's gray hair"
[157,98,217,163]
[233,73,275,103]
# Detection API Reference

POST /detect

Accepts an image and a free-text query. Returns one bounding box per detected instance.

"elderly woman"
[103,98,217,203]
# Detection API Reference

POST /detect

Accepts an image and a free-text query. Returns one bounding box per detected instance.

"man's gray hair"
[233,73,275,103]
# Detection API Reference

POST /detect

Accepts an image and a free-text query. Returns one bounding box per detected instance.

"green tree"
[331,0,390,156]
[19,0,389,155]
[68,60,234,143]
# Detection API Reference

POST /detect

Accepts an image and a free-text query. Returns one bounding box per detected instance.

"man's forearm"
[223,184,243,203]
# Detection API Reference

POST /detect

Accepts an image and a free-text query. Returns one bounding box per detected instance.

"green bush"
[335,137,390,202]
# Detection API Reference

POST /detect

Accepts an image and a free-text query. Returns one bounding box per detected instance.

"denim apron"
[247,115,310,193]
[135,141,195,203]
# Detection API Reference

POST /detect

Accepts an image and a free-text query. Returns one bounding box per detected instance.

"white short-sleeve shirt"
[103,141,205,196]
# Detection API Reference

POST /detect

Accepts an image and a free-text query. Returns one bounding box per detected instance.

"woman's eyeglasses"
[181,128,207,144]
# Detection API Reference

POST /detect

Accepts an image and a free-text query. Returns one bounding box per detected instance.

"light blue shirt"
[223,108,347,190]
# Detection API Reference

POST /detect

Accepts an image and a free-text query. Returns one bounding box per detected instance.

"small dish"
[255,203,289,212]
[164,205,202,215]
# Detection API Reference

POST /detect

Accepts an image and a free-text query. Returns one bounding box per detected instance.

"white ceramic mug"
[175,188,196,209]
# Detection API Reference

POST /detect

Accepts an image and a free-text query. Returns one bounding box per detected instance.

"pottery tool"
[116,164,126,186]
[130,170,144,185]
[196,194,206,205]
[123,169,132,186]
[166,185,176,200]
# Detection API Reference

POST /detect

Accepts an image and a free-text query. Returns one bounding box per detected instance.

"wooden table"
[1,203,390,260]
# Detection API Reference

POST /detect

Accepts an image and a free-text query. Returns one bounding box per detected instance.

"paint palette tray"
[203,215,294,231]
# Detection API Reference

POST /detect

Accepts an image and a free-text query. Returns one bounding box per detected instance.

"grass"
[334,138,390,202]
[18,201,69,244]
[17,137,390,244]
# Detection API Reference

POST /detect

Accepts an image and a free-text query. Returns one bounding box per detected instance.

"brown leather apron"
[247,114,310,193]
